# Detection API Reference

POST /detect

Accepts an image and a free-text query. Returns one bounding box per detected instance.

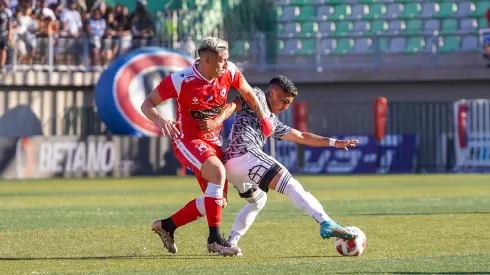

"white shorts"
[224,149,285,196]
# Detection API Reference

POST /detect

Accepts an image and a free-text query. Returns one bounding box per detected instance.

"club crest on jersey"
[185,76,196,83]
[195,144,210,155]
[95,47,194,137]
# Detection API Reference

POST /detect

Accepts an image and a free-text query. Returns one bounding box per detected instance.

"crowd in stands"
[0,0,196,71]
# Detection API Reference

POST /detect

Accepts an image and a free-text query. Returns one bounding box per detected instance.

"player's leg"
[152,174,207,253]
[200,155,242,256]
[151,142,208,254]
[228,187,267,247]
[270,169,357,241]
[175,139,240,256]
[224,151,273,247]
[226,149,356,242]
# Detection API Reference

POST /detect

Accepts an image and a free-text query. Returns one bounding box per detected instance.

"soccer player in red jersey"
[140,36,273,256]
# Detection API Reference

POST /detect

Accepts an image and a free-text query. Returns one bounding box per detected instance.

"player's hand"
[260,118,274,138]
[157,119,181,138]
[222,192,228,209]
[335,139,359,151]
[199,119,219,133]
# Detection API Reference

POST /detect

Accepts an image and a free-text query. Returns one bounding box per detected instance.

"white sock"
[275,172,332,224]
[196,196,206,216]
[229,189,267,245]
[204,183,224,198]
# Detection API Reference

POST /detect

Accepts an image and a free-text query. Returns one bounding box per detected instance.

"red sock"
[170,199,204,228]
[204,196,222,226]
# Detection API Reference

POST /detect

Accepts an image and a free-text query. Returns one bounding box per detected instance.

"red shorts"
[173,138,228,193]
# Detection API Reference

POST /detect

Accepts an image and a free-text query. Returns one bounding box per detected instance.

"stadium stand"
[0,0,488,72]
[273,0,489,57]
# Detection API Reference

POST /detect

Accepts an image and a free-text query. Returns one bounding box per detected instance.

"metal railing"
[1,30,483,72]
[3,33,186,72]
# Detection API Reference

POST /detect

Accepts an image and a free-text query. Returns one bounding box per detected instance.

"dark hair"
[269,75,298,97]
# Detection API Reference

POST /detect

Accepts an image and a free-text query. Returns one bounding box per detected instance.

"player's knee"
[246,189,267,210]
[212,165,226,185]
[201,157,226,185]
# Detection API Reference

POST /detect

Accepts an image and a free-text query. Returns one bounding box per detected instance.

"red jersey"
[157,59,244,144]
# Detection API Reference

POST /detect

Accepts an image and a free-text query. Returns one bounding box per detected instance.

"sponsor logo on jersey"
[189,104,224,120]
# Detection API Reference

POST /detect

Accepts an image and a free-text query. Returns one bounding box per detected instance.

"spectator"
[177,33,196,57]
[114,4,130,31]
[9,0,19,14]
[46,0,58,11]
[37,14,59,64]
[16,6,38,64]
[35,0,55,21]
[0,1,10,71]
[87,8,105,66]
[102,11,117,64]
[156,9,175,47]
[115,4,131,56]
[54,5,63,20]
[482,36,490,68]
[114,3,123,17]
[2,0,12,18]
[61,1,82,36]
[131,0,153,47]
[96,0,105,16]
[487,7,490,27]
[76,0,86,15]
[60,0,82,64]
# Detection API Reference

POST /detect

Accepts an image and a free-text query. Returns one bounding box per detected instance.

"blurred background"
[0,0,489,179]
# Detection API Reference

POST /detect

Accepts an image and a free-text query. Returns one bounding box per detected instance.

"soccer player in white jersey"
[199,75,359,254]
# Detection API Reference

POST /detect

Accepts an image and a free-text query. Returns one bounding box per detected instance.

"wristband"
[329,139,336,147]
[260,118,274,137]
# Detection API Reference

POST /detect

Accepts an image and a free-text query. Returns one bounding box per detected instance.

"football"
[334,226,367,256]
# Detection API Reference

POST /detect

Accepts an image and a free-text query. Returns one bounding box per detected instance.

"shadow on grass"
[0,255,227,261]
[335,272,490,274]
[279,255,341,258]
[344,211,490,216]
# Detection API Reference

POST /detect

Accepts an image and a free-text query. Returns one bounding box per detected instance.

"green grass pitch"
[1,175,490,275]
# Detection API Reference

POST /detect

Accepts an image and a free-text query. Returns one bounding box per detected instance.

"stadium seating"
[271,0,490,57]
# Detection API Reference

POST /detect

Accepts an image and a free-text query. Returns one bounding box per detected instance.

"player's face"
[211,50,229,78]
[270,87,295,114]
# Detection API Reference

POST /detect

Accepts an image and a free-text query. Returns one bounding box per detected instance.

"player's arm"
[280,129,358,150]
[236,80,274,137]
[236,80,266,119]
[141,84,180,138]
[200,97,242,132]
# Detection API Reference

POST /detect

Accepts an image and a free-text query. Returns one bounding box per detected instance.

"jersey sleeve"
[229,62,245,89]
[236,88,264,111]
[272,117,292,139]
[157,75,178,101]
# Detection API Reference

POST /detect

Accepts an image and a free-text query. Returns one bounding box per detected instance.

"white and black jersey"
[224,87,292,162]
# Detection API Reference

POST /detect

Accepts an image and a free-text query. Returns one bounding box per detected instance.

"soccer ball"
[334,226,367,256]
